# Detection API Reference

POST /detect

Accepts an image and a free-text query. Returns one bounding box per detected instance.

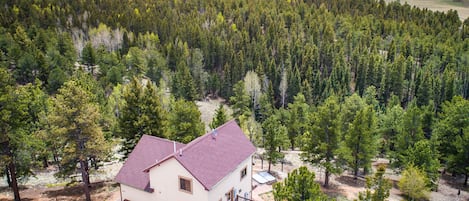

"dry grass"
[386,0,469,20]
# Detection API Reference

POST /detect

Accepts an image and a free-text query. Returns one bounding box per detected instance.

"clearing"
[386,0,469,20]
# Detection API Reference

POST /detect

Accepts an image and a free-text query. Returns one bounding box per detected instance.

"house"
[115,120,256,201]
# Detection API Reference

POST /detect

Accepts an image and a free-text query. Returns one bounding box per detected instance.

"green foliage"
[118,77,167,158]
[287,93,310,150]
[47,80,110,201]
[0,70,48,200]
[433,96,469,185]
[210,104,228,129]
[239,114,262,144]
[401,140,440,189]
[172,60,198,101]
[167,99,205,143]
[378,104,404,154]
[118,78,145,154]
[302,95,342,187]
[398,165,430,200]
[273,166,329,201]
[340,106,378,177]
[230,80,251,121]
[262,112,288,173]
[394,102,425,168]
[357,165,392,201]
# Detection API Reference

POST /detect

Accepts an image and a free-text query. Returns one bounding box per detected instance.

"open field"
[386,0,469,20]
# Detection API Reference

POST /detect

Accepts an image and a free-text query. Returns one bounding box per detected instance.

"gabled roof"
[115,135,185,191]
[143,120,256,190]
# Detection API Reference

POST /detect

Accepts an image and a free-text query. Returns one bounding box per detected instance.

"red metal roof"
[115,135,185,191]
[116,120,256,191]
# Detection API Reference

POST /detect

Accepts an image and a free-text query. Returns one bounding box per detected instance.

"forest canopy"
[1,0,469,200]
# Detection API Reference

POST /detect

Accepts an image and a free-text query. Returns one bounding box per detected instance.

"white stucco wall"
[208,154,253,201]
[149,158,209,201]
[120,184,154,201]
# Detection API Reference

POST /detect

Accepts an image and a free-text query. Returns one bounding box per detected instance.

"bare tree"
[279,68,288,108]
[244,71,262,113]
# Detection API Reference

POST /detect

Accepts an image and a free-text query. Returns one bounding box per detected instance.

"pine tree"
[287,93,309,150]
[0,70,49,201]
[172,60,197,101]
[379,104,404,154]
[262,113,288,173]
[434,96,469,186]
[167,99,205,143]
[357,165,392,201]
[230,80,250,121]
[210,104,228,129]
[48,80,110,201]
[273,166,328,201]
[141,82,167,138]
[401,139,440,189]
[341,106,378,178]
[394,101,425,168]
[118,77,144,157]
[302,95,342,187]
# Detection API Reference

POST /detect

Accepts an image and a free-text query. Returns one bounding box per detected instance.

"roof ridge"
[142,134,185,145]
[142,119,236,172]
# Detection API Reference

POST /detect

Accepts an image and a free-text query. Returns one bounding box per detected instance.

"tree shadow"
[318,182,344,198]
[44,181,115,197]
[336,175,366,188]
[440,173,469,192]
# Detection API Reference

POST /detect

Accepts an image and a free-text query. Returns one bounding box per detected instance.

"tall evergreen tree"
[172,60,197,101]
[287,93,309,150]
[394,101,425,168]
[141,82,167,137]
[118,77,145,157]
[230,80,250,121]
[48,80,110,201]
[340,106,378,178]
[167,99,205,143]
[0,71,48,201]
[302,95,341,187]
[434,96,469,186]
[210,104,228,129]
[262,112,288,173]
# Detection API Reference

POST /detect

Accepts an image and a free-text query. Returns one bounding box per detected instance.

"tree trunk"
[5,166,11,187]
[8,160,21,201]
[79,159,92,201]
[465,173,468,186]
[324,169,330,187]
[268,161,272,173]
[42,156,48,168]
[354,163,359,179]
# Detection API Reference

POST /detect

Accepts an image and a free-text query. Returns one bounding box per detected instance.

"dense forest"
[0,0,468,200]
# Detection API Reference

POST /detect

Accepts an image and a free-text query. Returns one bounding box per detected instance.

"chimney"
[179,149,183,156]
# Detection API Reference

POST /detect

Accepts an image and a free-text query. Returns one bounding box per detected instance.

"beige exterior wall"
[208,154,253,201]
[149,158,209,201]
[120,155,253,201]
[120,184,154,201]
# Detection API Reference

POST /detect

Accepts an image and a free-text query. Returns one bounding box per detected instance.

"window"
[240,166,247,180]
[179,176,192,193]
[226,188,234,201]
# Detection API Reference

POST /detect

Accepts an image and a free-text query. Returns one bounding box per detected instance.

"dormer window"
[179,176,192,193]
